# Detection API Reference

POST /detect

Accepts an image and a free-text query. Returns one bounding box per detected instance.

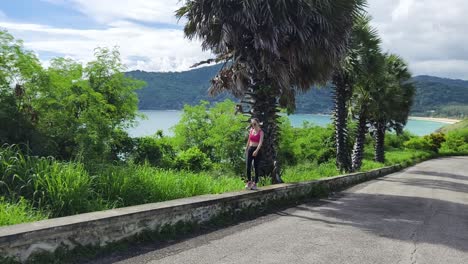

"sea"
[127,110,448,137]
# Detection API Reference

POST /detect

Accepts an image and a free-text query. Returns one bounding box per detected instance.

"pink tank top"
[249,128,261,143]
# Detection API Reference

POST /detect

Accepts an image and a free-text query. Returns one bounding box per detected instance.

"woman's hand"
[253,150,258,157]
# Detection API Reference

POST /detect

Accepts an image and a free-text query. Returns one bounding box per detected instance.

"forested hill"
[127,65,468,117]
[411,75,468,117]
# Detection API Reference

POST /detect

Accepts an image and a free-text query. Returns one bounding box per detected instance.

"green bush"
[425,133,446,153]
[403,137,432,151]
[279,120,334,165]
[404,132,446,153]
[385,131,414,149]
[176,147,212,172]
[440,128,468,154]
[133,136,163,165]
[109,129,136,161]
[131,136,177,168]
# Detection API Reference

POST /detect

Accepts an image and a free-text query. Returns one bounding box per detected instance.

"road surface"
[93,157,468,264]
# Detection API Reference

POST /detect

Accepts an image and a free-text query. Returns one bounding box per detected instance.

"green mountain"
[127,65,468,117]
[411,75,468,118]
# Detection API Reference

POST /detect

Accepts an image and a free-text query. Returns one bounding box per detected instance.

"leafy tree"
[173,100,248,173]
[0,30,45,152]
[30,48,144,160]
[177,0,364,182]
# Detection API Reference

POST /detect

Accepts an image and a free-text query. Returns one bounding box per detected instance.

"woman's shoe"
[245,181,252,190]
[250,183,258,190]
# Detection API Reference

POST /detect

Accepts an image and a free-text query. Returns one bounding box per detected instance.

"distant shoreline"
[137,109,462,125]
[408,116,461,124]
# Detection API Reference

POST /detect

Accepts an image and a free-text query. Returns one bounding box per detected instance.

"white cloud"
[368,0,468,79]
[392,0,415,20]
[0,20,211,72]
[70,0,183,25]
[1,0,468,79]
[412,60,468,80]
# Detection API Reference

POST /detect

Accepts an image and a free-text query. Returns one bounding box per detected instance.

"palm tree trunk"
[250,84,283,184]
[351,107,368,172]
[332,71,352,172]
[374,121,386,163]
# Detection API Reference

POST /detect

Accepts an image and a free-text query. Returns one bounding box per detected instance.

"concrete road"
[95,157,468,264]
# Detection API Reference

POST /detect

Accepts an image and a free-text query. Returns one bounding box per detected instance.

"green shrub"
[109,129,135,161]
[133,136,163,165]
[440,128,468,154]
[403,132,446,153]
[176,147,212,172]
[385,131,414,149]
[131,136,176,168]
[403,137,432,151]
[424,133,446,153]
[279,121,334,165]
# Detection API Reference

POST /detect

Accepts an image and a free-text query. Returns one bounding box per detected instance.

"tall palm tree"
[369,54,415,163]
[350,52,385,171]
[332,15,382,172]
[177,0,365,182]
[348,18,383,172]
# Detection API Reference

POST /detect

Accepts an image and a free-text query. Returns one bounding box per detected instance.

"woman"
[245,118,264,190]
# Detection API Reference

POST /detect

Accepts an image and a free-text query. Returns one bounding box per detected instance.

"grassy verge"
[0,146,448,227]
[282,148,434,183]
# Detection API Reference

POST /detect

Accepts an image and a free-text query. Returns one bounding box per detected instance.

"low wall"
[0,165,402,263]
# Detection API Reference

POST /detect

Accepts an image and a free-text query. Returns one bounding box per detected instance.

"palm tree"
[369,54,415,163]
[332,15,382,172]
[350,52,385,171]
[177,0,365,182]
[348,18,384,172]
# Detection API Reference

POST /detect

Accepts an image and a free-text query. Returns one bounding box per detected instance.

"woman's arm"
[253,130,264,156]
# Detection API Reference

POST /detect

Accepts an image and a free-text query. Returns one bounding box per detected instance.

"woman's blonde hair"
[251,118,261,126]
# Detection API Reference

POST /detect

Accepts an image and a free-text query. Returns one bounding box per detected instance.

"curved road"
[95,157,468,264]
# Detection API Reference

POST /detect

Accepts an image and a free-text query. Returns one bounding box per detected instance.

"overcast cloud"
[0,0,467,79]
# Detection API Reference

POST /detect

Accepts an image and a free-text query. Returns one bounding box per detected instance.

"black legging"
[246,146,260,183]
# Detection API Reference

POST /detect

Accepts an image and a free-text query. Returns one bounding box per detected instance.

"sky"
[0,0,467,80]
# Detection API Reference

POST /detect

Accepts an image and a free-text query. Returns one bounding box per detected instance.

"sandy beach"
[408,116,461,124]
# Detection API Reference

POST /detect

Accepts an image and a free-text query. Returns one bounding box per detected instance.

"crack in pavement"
[410,230,418,264]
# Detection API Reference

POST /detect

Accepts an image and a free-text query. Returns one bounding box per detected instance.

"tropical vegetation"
[1,0,467,231]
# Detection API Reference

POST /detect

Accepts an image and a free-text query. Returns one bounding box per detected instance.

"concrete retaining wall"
[0,165,402,263]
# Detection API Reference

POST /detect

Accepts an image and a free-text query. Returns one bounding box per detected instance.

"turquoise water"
[127,110,447,137]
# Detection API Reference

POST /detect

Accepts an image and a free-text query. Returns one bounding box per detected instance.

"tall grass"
[282,161,338,183]
[93,164,244,208]
[0,197,47,226]
[0,145,102,217]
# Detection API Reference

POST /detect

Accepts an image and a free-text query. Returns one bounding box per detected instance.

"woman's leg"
[253,151,260,183]
[246,147,254,182]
